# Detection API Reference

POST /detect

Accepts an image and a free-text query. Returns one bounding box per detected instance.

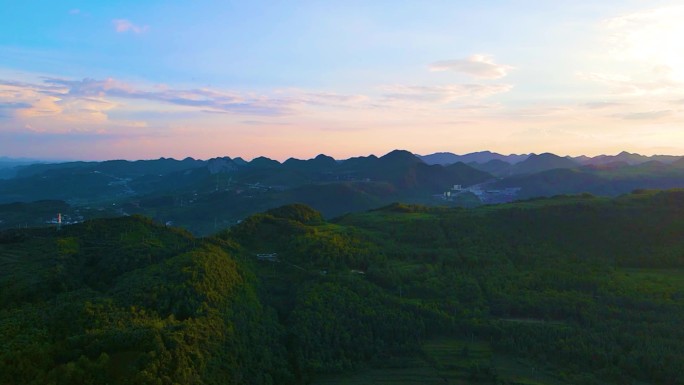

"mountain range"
[2,149,684,234]
[418,151,529,165]
[420,150,682,168]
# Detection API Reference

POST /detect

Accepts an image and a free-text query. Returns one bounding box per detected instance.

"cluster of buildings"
[438,184,521,204]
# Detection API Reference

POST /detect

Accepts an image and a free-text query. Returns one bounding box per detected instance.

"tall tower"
[57,213,62,230]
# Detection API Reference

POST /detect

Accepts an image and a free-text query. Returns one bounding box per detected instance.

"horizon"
[3,148,682,164]
[2,1,684,160]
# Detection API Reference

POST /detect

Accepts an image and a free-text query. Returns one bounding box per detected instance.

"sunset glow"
[1,1,684,160]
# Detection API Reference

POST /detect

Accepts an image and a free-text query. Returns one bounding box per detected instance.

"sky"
[2,0,684,161]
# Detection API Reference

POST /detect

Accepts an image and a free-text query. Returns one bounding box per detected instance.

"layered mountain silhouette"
[2,149,684,234]
[508,152,578,175]
[0,150,491,233]
[576,151,680,166]
[419,151,528,165]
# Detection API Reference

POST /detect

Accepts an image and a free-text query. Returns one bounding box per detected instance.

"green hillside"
[3,190,684,384]
[0,216,290,385]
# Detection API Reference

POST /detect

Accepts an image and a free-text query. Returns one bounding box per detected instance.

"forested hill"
[0,216,291,384]
[3,190,684,384]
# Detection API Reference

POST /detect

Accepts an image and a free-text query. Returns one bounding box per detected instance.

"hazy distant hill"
[508,152,579,175]
[419,151,528,165]
[494,160,684,199]
[0,157,49,179]
[14,157,204,179]
[468,159,513,176]
[574,151,681,166]
[0,158,206,204]
[0,156,48,166]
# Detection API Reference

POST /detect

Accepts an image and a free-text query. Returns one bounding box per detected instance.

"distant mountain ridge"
[419,150,683,167]
[573,151,681,166]
[509,152,579,175]
[0,157,53,179]
[494,159,684,199]
[465,153,579,177]
[419,151,529,165]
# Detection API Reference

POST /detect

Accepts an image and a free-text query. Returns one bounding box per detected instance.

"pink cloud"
[112,19,149,34]
[430,55,513,79]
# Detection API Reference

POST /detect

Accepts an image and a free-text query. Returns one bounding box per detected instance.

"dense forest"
[2,190,684,384]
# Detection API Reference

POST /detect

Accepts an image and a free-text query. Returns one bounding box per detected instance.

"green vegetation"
[315,337,569,385]
[3,190,684,383]
[0,217,290,385]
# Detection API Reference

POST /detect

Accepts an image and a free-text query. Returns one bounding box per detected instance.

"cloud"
[1,76,382,129]
[240,120,290,126]
[1,74,513,139]
[281,91,369,108]
[602,6,684,55]
[0,102,31,110]
[615,110,673,120]
[599,5,684,86]
[69,9,80,15]
[579,67,683,95]
[429,55,513,79]
[112,19,149,34]
[381,83,512,104]
[0,78,143,133]
[0,102,31,119]
[582,101,626,109]
[41,77,288,116]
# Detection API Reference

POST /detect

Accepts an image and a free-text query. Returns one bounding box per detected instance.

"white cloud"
[429,55,513,79]
[582,101,626,110]
[601,5,684,81]
[615,110,673,120]
[112,19,149,34]
[579,66,683,95]
[381,83,512,104]
[281,91,369,108]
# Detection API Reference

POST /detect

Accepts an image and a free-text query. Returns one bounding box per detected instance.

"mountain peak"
[249,156,280,168]
[314,154,335,161]
[510,152,577,175]
[379,150,423,164]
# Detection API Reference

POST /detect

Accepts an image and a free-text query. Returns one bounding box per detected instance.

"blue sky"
[1,1,684,160]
